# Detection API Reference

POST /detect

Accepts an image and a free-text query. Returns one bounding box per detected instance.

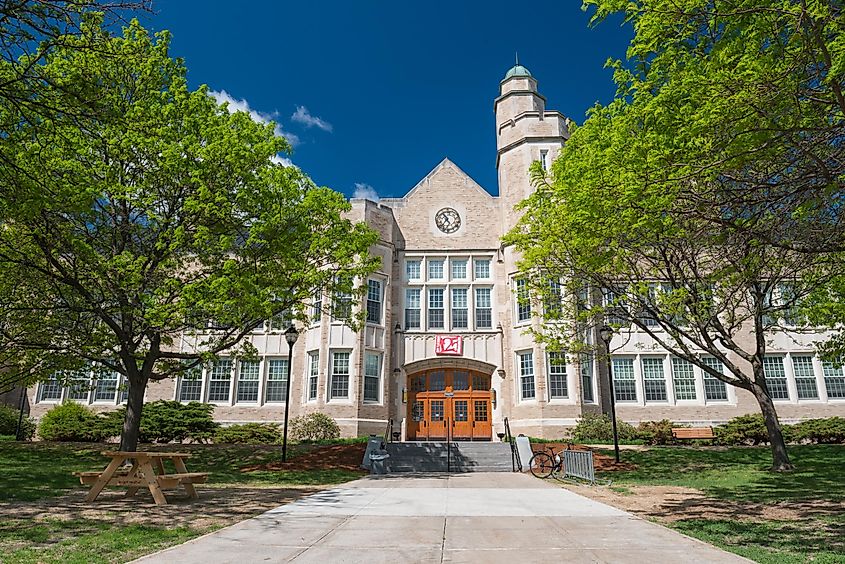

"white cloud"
[291,106,333,132]
[209,89,300,146]
[353,183,379,201]
[270,155,293,167]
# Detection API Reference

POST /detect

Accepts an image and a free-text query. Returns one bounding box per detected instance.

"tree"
[504,0,845,468]
[0,18,379,451]
[583,0,845,253]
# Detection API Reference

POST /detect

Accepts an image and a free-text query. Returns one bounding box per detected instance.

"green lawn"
[0,441,365,563]
[0,441,363,502]
[596,445,845,563]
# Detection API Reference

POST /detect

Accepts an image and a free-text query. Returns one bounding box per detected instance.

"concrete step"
[384,441,515,473]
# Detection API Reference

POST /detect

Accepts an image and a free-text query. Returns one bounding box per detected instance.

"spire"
[515,52,519,66]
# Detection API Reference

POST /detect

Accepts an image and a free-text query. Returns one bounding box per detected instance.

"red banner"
[435,335,463,356]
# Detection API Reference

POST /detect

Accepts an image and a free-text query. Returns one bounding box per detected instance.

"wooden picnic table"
[74,451,208,505]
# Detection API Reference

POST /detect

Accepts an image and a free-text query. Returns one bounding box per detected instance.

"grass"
[0,441,363,502]
[0,441,365,563]
[596,444,845,503]
[0,518,207,564]
[595,444,845,563]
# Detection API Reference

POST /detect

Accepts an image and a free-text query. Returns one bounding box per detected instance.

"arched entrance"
[406,368,493,441]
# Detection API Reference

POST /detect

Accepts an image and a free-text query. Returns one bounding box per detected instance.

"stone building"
[26,64,845,439]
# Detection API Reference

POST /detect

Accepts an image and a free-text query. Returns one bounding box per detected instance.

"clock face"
[435,207,461,233]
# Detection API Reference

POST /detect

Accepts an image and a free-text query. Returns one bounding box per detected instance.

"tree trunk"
[751,383,794,471]
[120,373,147,452]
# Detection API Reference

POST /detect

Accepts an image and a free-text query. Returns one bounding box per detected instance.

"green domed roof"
[504,64,532,79]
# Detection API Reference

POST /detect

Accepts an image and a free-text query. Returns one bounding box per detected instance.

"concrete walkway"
[135,473,749,563]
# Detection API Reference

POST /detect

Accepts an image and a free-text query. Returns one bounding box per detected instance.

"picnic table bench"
[73,451,208,505]
[671,427,714,440]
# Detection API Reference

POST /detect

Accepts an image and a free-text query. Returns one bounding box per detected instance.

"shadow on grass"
[596,444,845,505]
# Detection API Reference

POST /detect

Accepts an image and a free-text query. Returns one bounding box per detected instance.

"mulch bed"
[530,442,637,472]
[240,443,368,473]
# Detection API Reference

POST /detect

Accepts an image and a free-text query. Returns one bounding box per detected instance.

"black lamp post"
[599,324,620,464]
[281,324,299,462]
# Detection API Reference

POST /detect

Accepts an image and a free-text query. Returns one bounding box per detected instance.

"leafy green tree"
[506,0,845,471]
[0,19,379,451]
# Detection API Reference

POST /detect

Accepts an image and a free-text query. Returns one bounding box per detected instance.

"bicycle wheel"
[529,452,555,478]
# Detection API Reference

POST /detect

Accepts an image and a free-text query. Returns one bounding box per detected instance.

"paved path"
[135,473,749,563]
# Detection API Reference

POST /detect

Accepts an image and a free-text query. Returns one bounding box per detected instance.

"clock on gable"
[435,207,461,234]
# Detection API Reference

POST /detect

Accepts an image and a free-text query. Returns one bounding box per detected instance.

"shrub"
[0,404,36,440]
[791,417,845,444]
[636,420,676,445]
[714,414,770,445]
[289,412,341,442]
[571,412,637,443]
[215,423,282,445]
[103,401,218,443]
[38,402,110,442]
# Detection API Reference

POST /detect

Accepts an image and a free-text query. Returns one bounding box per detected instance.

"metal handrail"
[384,418,393,443]
[504,417,521,472]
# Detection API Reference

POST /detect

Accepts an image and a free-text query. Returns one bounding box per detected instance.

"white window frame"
[427,259,445,281]
[265,357,289,404]
[547,352,568,400]
[329,350,352,401]
[405,288,421,330]
[366,278,383,325]
[207,359,234,404]
[235,359,261,404]
[363,352,382,404]
[307,351,319,402]
[517,350,536,401]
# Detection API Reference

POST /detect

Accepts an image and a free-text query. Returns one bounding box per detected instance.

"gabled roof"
[400,158,495,202]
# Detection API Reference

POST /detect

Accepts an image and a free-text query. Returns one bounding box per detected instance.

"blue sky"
[142,2,632,199]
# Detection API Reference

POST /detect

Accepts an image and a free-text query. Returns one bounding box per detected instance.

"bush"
[636,420,676,445]
[38,402,110,442]
[791,417,845,444]
[714,414,770,445]
[572,412,637,443]
[0,404,36,440]
[289,412,341,442]
[103,401,218,443]
[215,423,282,445]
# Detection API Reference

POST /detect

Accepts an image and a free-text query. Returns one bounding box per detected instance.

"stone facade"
[26,65,845,438]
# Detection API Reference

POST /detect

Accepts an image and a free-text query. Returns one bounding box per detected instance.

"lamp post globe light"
[598,324,620,464]
[281,325,299,462]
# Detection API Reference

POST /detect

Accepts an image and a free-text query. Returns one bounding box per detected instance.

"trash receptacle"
[369,452,390,475]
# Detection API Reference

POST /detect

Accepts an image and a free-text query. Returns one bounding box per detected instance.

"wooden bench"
[672,427,714,440]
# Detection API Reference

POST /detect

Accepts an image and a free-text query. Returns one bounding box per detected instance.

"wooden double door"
[407,369,492,441]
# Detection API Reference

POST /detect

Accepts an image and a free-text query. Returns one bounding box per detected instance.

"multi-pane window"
[545,279,563,316]
[66,370,90,401]
[474,259,490,279]
[612,358,637,401]
[330,352,350,399]
[580,354,594,402]
[701,357,729,401]
[642,358,667,401]
[366,279,382,324]
[208,359,233,402]
[474,401,488,422]
[268,308,291,332]
[236,360,260,403]
[265,359,289,402]
[308,352,319,401]
[822,361,845,399]
[364,353,381,403]
[475,288,492,329]
[94,370,118,402]
[516,278,531,322]
[455,400,468,421]
[179,362,203,402]
[518,351,535,400]
[548,352,568,399]
[791,355,818,399]
[311,289,323,323]
[671,358,697,401]
[540,149,549,171]
[762,356,789,400]
[451,288,468,329]
[431,400,444,421]
[332,287,353,321]
[428,259,444,280]
[406,260,421,280]
[603,287,628,326]
[428,288,444,329]
[405,289,421,329]
[451,260,467,279]
[38,375,63,402]
[453,371,469,390]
